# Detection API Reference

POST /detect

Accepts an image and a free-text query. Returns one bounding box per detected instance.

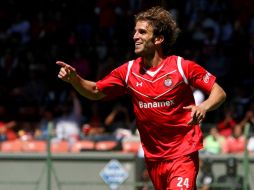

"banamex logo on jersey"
[139,100,175,109]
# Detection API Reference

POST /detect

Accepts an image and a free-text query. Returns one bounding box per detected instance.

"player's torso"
[123,56,203,160]
[126,56,194,125]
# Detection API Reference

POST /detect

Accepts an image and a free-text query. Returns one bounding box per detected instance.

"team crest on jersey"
[164,76,172,87]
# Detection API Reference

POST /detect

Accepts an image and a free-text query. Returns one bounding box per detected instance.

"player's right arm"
[56,61,105,100]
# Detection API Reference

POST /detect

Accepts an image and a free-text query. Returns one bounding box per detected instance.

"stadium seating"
[121,136,141,154]
[70,140,95,152]
[50,140,69,153]
[94,140,118,151]
[21,140,46,153]
[122,140,141,154]
[1,140,22,153]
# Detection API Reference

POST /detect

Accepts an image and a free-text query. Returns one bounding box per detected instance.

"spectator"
[53,90,82,147]
[203,126,225,155]
[104,103,132,140]
[17,121,34,141]
[231,86,251,120]
[222,124,245,154]
[217,105,236,137]
[82,103,132,142]
[0,121,17,141]
[6,12,31,44]
[80,102,105,138]
[239,101,254,131]
[247,135,254,154]
[34,106,55,140]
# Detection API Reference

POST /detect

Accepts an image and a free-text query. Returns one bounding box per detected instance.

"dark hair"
[135,6,180,55]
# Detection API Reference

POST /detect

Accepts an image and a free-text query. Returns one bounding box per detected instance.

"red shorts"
[145,151,199,190]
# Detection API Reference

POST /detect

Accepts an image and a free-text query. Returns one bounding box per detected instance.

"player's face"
[133,21,156,56]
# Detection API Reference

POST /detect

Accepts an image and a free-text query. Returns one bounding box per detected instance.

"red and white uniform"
[96,55,216,161]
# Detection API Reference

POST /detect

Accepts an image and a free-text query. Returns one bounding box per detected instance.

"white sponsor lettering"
[139,100,174,109]
[203,72,211,83]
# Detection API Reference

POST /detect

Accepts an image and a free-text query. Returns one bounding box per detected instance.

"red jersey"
[96,55,216,161]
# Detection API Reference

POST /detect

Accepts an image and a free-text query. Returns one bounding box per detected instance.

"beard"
[134,40,155,57]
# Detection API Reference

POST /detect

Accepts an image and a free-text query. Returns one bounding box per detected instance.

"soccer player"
[56,6,226,190]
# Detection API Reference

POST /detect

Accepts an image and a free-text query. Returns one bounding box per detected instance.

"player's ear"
[154,35,164,45]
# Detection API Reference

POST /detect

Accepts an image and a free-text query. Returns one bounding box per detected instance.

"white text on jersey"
[139,100,175,109]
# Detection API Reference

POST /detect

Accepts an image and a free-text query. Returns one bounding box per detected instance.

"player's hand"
[56,61,77,83]
[183,105,206,125]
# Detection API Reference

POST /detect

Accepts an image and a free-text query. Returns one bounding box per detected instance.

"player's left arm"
[182,59,226,125]
[200,82,226,111]
[184,82,226,125]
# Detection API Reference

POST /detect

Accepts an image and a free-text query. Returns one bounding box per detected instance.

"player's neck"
[143,52,165,68]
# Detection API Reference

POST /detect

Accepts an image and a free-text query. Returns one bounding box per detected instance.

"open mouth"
[135,42,142,46]
[135,42,143,49]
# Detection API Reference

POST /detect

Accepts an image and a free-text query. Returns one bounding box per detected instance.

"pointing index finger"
[56,61,67,67]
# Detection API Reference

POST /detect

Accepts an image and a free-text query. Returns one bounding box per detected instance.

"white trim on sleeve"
[125,60,134,85]
[177,56,188,84]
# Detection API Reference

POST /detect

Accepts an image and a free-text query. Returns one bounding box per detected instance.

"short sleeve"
[96,63,128,99]
[182,59,216,94]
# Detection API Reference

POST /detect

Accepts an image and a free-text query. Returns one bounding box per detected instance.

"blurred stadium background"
[0,0,254,189]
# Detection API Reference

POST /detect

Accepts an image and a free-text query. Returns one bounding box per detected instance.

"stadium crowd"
[0,0,253,155]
